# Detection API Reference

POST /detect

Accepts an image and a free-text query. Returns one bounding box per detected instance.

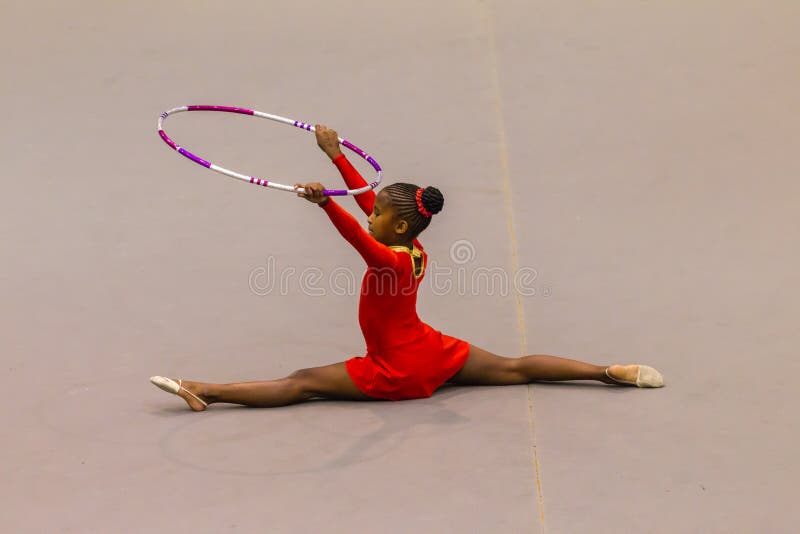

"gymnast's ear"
[394,219,409,235]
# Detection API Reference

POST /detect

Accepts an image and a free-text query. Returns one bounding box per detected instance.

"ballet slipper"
[149,376,208,408]
[605,365,664,388]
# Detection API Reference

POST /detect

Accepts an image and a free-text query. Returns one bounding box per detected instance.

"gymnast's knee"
[286,368,316,397]
[502,357,529,382]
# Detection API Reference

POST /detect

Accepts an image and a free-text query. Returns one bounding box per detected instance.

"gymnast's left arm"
[295,182,397,268]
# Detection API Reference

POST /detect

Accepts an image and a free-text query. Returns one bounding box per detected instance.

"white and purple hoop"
[157,105,382,196]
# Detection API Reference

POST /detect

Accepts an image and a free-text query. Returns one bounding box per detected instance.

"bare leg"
[167,362,374,411]
[449,345,640,386]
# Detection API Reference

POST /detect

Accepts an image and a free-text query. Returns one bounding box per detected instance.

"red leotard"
[319,153,470,400]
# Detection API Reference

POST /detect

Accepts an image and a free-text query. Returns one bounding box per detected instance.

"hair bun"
[420,186,444,215]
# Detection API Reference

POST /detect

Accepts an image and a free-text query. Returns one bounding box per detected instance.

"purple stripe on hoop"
[250,177,270,187]
[187,105,254,115]
[366,155,381,171]
[159,129,177,150]
[178,147,211,168]
[341,139,366,158]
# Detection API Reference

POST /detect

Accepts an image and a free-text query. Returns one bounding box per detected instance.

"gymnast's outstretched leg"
[448,345,663,387]
[151,362,374,412]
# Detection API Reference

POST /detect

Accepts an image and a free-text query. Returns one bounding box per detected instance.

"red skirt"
[346,330,470,401]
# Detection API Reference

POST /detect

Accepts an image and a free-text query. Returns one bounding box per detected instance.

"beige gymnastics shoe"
[150,376,208,409]
[605,365,664,388]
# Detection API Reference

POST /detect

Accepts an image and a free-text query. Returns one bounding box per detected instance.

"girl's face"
[367,190,408,245]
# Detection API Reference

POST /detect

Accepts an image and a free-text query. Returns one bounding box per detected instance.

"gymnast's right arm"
[315,124,375,216]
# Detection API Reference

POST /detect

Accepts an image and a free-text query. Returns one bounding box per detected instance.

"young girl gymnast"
[150,125,664,411]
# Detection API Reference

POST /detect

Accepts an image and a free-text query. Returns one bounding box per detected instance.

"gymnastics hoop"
[157,105,382,196]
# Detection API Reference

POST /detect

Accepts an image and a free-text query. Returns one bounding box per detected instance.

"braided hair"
[382,182,444,239]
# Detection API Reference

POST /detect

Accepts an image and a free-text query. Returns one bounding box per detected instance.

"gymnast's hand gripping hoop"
[157,105,382,196]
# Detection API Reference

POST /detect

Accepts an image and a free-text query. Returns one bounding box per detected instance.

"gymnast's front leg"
[150,362,375,411]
